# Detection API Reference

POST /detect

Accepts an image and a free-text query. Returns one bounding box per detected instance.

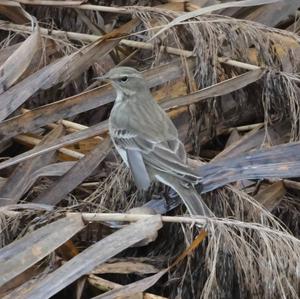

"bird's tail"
[154,171,214,217]
[174,182,214,217]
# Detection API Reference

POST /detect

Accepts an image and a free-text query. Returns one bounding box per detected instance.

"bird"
[103,66,213,217]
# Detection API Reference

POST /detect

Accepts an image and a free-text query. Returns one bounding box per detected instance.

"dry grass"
[0,1,300,298]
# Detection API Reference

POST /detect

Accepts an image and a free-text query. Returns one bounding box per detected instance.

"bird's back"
[110,93,179,142]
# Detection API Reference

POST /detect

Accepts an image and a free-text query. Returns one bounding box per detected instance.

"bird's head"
[99,67,148,97]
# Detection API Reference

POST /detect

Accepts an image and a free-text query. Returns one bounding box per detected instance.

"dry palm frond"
[203,216,300,299]
[126,7,300,144]
[0,1,300,298]
[69,210,300,298]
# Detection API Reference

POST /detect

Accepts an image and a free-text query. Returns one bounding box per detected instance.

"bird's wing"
[126,149,151,190]
[111,127,199,184]
[146,141,200,183]
[111,129,151,190]
[110,100,198,183]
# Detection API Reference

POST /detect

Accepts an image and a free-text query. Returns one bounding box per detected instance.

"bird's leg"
[195,182,203,194]
[140,189,151,203]
[165,186,182,212]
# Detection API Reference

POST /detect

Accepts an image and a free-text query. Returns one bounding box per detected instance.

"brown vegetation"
[0,1,300,298]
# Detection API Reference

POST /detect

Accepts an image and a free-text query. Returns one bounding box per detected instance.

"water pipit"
[103,67,213,217]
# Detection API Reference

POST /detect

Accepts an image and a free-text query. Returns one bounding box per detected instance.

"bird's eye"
[119,76,128,83]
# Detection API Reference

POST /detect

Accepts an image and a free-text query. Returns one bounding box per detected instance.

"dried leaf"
[95,229,207,299]
[0,26,41,93]
[212,123,286,161]
[245,0,300,27]
[0,120,108,170]
[17,0,84,5]
[33,137,112,205]
[0,43,22,66]
[0,214,85,288]
[0,125,65,206]
[92,261,159,275]
[254,181,286,210]
[0,1,35,24]
[94,270,168,299]
[200,141,300,192]
[7,215,162,299]
[0,265,42,297]
[0,18,139,121]
[161,68,265,110]
[87,275,167,299]
[150,0,281,41]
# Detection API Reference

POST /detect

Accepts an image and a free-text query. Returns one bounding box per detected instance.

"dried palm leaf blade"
[0,214,85,288]
[0,125,65,206]
[3,216,162,299]
[0,0,299,298]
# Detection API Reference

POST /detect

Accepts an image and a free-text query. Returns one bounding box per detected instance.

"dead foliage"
[0,1,300,298]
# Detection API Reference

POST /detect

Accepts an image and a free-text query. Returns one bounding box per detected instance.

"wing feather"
[112,128,200,184]
[126,149,151,190]
[110,100,200,184]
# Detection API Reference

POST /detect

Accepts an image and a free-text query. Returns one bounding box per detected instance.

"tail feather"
[175,183,214,217]
[154,171,214,217]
